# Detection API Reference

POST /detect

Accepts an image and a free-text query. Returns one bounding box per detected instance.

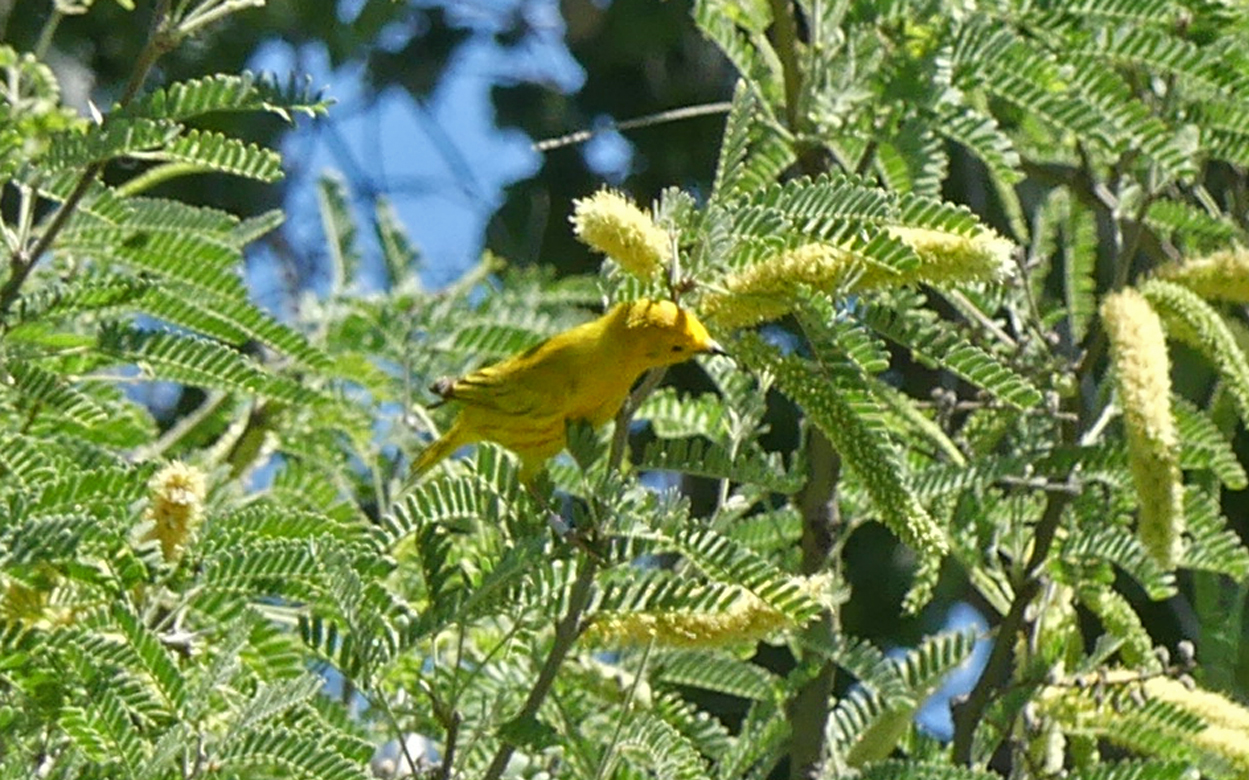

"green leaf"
[110,603,188,717]
[1183,487,1249,578]
[1069,761,1194,780]
[42,118,181,172]
[662,526,824,624]
[637,389,727,439]
[116,72,329,123]
[638,437,802,494]
[1143,280,1249,428]
[933,104,1022,186]
[97,324,324,405]
[154,129,283,182]
[653,649,780,701]
[317,173,360,292]
[857,760,1000,780]
[56,225,247,298]
[216,727,371,780]
[5,360,108,429]
[1172,398,1247,490]
[857,292,1043,410]
[137,285,330,369]
[374,196,420,287]
[610,712,708,780]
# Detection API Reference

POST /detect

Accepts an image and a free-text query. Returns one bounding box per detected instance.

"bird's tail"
[409,422,471,480]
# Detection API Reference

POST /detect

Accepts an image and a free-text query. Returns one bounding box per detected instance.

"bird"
[411,298,725,482]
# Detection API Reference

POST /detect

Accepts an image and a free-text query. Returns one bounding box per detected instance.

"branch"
[767,0,805,134]
[481,549,599,780]
[787,428,841,780]
[481,369,666,780]
[950,483,1073,763]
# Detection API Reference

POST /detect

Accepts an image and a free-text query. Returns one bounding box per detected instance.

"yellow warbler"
[412,299,724,481]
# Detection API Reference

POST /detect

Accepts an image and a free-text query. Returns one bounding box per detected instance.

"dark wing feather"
[443,361,550,417]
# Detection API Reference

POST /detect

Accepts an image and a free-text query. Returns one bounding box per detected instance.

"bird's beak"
[705,339,728,356]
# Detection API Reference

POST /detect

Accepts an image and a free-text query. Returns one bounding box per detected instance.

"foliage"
[3,1,1249,779]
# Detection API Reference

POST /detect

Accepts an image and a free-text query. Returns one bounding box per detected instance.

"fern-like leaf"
[318,174,360,291]
[153,129,283,181]
[638,437,802,494]
[5,360,108,429]
[652,649,780,701]
[609,712,708,780]
[1062,524,1177,601]
[216,727,371,780]
[933,103,1023,185]
[857,760,1000,780]
[8,274,153,327]
[56,225,248,298]
[857,293,1043,409]
[1143,279,1249,428]
[662,526,824,624]
[138,285,330,369]
[1069,761,1194,780]
[42,118,181,172]
[1183,487,1249,578]
[97,324,324,405]
[117,72,328,122]
[1172,398,1247,489]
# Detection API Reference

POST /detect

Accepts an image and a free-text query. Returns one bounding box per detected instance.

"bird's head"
[617,299,726,366]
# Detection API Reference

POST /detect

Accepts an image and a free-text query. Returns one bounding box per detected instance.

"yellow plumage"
[412,299,724,481]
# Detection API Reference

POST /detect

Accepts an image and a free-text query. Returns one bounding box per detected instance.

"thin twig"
[592,639,656,780]
[33,8,63,60]
[607,368,667,470]
[534,102,733,152]
[787,429,841,780]
[943,288,1018,349]
[952,226,1117,762]
[130,391,227,462]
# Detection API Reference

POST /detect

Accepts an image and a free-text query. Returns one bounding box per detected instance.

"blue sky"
[246,0,607,298]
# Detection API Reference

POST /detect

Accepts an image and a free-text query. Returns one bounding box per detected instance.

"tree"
[2,1,1249,779]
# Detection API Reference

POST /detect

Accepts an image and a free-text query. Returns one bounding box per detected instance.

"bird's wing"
[443,351,567,418]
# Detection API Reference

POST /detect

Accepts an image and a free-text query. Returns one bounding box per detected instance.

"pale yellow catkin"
[875,225,1015,287]
[570,189,669,279]
[1155,248,1249,304]
[702,227,1014,330]
[584,576,829,648]
[700,243,853,329]
[1043,670,1249,775]
[1100,289,1184,569]
[143,461,208,561]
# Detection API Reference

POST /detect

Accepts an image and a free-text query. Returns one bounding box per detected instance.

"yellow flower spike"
[879,225,1015,288]
[143,461,208,561]
[1,580,48,623]
[1043,670,1249,776]
[584,576,829,648]
[1100,289,1184,569]
[1156,248,1249,304]
[585,587,789,648]
[701,243,856,330]
[570,189,670,280]
[1143,677,1249,734]
[702,227,1015,331]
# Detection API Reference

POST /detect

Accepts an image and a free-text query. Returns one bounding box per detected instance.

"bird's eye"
[671,345,684,352]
